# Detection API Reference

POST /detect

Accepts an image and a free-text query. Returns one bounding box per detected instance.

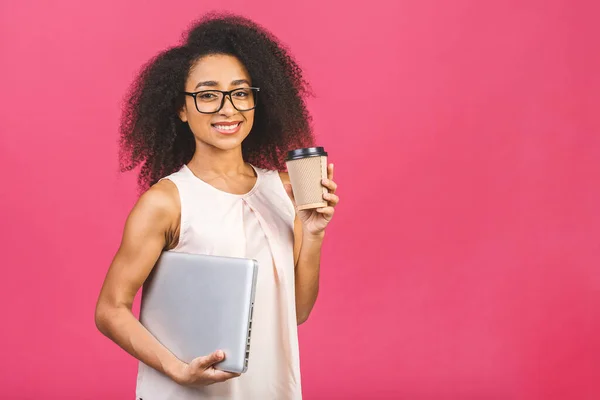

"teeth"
[214,123,240,131]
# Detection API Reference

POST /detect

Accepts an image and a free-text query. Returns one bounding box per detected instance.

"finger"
[321,178,338,193]
[323,192,339,206]
[211,369,241,382]
[327,163,334,181]
[196,350,225,368]
[316,207,335,220]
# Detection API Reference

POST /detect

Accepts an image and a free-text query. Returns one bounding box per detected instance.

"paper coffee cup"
[285,147,328,211]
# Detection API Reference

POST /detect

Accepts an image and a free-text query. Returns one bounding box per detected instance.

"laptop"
[139,251,258,374]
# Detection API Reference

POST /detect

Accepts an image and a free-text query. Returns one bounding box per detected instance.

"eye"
[198,92,219,100]
[233,89,251,98]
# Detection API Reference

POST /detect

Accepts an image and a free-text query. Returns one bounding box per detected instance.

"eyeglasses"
[183,87,260,114]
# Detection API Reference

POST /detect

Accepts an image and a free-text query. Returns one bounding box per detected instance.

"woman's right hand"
[174,350,241,387]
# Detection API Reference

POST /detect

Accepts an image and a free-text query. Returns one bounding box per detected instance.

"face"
[179,54,256,152]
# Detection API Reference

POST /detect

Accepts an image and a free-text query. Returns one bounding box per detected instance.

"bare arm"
[281,166,339,325]
[292,217,324,325]
[94,180,237,386]
[95,180,184,379]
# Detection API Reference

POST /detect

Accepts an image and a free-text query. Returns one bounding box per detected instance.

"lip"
[212,121,242,135]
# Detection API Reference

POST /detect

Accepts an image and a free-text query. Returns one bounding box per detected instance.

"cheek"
[244,112,255,130]
[187,114,214,136]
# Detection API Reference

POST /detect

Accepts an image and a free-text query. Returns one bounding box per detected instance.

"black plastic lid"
[286,147,327,161]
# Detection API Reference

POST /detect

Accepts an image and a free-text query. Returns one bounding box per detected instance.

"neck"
[187,142,249,176]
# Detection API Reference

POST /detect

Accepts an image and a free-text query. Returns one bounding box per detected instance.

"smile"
[212,122,242,134]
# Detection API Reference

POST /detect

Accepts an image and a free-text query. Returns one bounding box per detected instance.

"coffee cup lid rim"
[286,147,327,160]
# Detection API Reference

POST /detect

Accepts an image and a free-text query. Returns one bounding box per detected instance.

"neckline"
[182,163,261,198]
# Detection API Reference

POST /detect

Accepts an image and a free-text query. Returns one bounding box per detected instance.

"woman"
[94,12,339,400]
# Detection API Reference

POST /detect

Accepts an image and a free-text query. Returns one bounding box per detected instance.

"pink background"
[1,0,599,399]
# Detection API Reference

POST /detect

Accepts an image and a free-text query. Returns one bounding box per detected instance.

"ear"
[178,103,188,123]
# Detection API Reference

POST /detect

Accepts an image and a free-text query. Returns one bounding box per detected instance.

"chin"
[209,134,248,151]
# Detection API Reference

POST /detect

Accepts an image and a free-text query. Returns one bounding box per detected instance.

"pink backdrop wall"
[1,0,599,399]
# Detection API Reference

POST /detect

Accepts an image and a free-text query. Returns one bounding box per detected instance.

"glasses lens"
[195,91,223,113]
[230,88,257,111]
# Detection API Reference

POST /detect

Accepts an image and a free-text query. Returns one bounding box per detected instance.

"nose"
[219,94,237,116]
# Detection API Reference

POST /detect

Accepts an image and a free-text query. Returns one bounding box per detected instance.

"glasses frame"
[183,87,260,114]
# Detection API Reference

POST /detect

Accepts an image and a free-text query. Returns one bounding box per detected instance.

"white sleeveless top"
[135,164,302,400]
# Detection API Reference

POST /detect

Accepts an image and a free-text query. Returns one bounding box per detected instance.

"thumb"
[196,350,225,368]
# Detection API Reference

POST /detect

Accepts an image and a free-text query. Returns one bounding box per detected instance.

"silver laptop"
[139,251,258,374]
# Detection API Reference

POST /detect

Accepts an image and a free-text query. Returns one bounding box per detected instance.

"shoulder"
[252,166,289,186]
[119,179,181,250]
[131,179,180,223]
[278,170,290,185]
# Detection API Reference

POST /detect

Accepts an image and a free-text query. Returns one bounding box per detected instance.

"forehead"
[187,54,250,86]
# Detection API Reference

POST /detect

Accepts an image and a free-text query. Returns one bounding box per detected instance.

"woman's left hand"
[285,163,339,237]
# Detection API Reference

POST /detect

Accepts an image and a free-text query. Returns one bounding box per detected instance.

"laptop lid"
[139,251,258,374]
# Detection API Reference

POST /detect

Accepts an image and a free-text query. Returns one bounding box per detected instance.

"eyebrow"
[194,79,251,90]
[231,79,251,86]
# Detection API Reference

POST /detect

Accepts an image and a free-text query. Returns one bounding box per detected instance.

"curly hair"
[119,12,315,191]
